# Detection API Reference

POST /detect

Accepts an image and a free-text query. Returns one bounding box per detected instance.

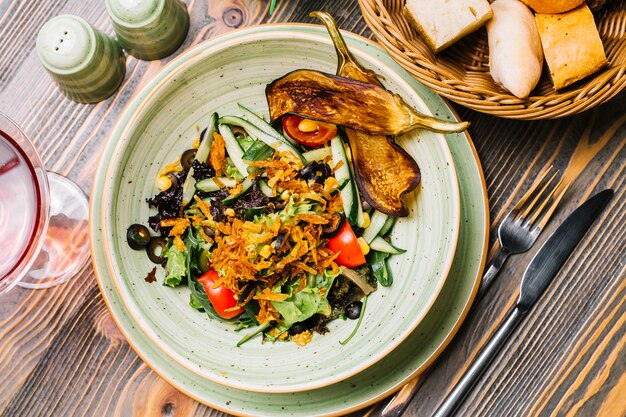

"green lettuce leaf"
[272,286,330,327]
[163,244,187,287]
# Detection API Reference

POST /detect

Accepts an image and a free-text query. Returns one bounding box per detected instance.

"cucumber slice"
[223,178,254,204]
[196,113,218,162]
[331,135,358,226]
[369,236,406,254]
[258,179,274,197]
[182,113,218,205]
[219,124,248,177]
[237,103,299,147]
[219,115,305,162]
[303,146,332,162]
[195,177,238,193]
[362,210,390,243]
[379,215,396,236]
[345,144,365,228]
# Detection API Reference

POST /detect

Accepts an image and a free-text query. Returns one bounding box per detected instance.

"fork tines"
[513,165,570,232]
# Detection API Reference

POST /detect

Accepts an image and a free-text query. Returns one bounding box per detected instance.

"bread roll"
[487,0,543,98]
[536,4,607,90]
[403,0,493,53]
[519,0,583,14]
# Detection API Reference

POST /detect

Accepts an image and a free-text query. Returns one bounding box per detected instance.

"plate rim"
[96,24,461,392]
[89,24,488,415]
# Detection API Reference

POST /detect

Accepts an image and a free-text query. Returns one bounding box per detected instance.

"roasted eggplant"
[266,69,468,136]
[309,12,424,216]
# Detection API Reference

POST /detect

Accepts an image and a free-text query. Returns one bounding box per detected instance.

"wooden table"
[1,1,624,416]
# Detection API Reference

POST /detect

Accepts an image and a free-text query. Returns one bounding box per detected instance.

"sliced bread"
[403,0,493,53]
[536,4,608,90]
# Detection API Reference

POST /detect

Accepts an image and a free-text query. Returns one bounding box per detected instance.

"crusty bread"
[403,0,493,53]
[487,0,543,99]
[520,0,583,14]
[536,4,608,90]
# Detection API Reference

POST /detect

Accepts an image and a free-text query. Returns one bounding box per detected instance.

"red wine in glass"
[0,112,89,294]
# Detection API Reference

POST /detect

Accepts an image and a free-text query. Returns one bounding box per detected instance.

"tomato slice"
[198,269,244,319]
[327,221,366,268]
[282,115,337,147]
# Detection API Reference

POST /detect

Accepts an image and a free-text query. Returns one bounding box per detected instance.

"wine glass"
[0,112,89,294]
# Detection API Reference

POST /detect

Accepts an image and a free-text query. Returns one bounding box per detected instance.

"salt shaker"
[105,0,190,60]
[36,15,126,104]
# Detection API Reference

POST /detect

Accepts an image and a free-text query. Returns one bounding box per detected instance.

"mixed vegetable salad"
[127,104,407,346]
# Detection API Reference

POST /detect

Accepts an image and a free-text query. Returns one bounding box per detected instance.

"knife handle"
[476,248,510,299]
[431,306,526,417]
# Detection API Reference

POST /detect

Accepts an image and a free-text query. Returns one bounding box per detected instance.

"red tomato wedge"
[282,115,337,147]
[327,221,366,268]
[198,269,244,319]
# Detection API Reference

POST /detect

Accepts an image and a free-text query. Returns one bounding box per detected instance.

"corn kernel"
[361,212,371,229]
[298,118,318,133]
[280,190,290,201]
[357,237,370,255]
[157,175,172,191]
[224,208,236,217]
[259,245,273,259]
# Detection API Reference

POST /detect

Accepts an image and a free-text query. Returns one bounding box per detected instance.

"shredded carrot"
[160,218,190,237]
[159,158,183,176]
[173,235,186,251]
[210,132,227,176]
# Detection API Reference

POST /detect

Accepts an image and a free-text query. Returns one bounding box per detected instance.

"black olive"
[127,224,151,250]
[288,316,318,335]
[202,226,215,238]
[345,301,363,320]
[299,161,332,184]
[272,233,286,251]
[321,213,345,238]
[231,125,247,139]
[181,149,197,170]
[289,322,308,335]
[147,237,167,264]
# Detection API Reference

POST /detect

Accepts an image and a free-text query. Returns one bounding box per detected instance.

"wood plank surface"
[0,1,624,417]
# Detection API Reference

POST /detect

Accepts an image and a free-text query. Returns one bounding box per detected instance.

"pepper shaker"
[36,15,126,104]
[106,0,190,60]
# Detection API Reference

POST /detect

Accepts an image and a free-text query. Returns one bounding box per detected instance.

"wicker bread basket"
[359,0,626,119]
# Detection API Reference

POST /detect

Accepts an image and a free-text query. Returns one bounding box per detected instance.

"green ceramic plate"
[94,26,461,393]
[91,25,488,416]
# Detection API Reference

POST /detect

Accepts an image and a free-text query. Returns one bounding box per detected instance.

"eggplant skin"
[266,69,419,136]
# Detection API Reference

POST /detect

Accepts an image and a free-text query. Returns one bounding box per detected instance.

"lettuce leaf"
[163,244,187,287]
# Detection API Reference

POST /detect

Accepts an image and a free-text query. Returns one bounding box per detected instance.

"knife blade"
[516,189,612,310]
[429,189,613,417]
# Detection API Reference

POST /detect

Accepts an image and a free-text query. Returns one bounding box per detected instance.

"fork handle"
[476,248,510,299]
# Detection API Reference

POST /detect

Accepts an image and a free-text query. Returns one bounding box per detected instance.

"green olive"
[127,224,151,250]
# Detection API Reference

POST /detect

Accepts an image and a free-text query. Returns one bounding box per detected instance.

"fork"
[376,165,571,417]
[476,165,570,298]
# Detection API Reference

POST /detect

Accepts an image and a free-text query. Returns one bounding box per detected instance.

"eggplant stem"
[312,11,468,134]
[409,113,470,134]
[310,11,368,78]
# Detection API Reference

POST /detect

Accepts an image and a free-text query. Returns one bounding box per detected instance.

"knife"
[426,189,613,417]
